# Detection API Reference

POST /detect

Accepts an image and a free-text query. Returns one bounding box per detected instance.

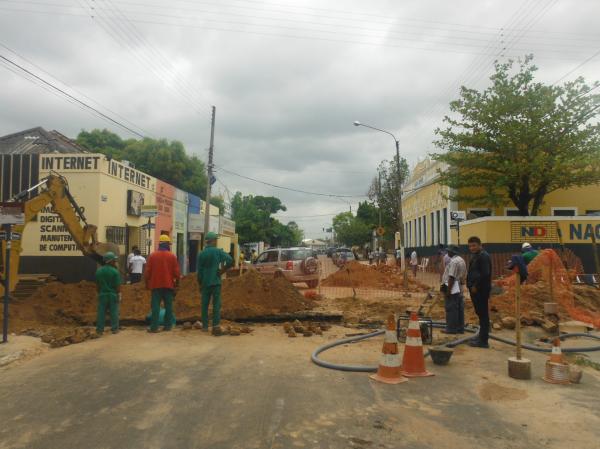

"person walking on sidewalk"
[145,234,181,333]
[95,252,121,335]
[441,245,466,334]
[196,232,233,335]
[467,236,492,348]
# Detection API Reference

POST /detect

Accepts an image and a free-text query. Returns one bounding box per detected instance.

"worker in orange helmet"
[144,234,181,333]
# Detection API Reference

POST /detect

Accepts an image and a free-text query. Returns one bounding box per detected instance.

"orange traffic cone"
[400,312,434,377]
[548,338,565,364]
[543,338,570,384]
[370,314,408,384]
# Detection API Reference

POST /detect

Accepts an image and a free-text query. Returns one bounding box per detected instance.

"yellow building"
[1,127,237,283]
[401,158,600,272]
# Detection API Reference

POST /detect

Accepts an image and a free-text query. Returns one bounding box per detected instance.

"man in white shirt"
[127,246,138,275]
[128,248,146,284]
[441,245,466,334]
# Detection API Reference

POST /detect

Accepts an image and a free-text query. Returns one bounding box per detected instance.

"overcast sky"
[1,0,599,238]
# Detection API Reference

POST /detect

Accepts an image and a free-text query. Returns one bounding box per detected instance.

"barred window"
[106,226,126,245]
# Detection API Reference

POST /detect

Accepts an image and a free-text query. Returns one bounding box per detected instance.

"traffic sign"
[376,226,386,236]
[141,223,156,230]
[0,202,25,225]
[450,211,466,222]
[141,205,158,217]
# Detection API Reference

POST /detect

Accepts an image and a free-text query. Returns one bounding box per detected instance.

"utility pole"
[395,139,408,287]
[202,106,216,250]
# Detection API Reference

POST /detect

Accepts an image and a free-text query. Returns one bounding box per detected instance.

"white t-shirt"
[129,255,146,274]
[410,251,418,266]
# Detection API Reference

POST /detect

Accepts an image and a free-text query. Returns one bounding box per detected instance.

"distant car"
[253,247,320,288]
[332,248,355,267]
[326,247,337,258]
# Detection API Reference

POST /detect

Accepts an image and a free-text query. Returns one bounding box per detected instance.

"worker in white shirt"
[128,248,146,284]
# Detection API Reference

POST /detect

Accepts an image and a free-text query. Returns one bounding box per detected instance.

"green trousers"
[96,293,119,334]
[201,285,221,329]
[151,288,174,331]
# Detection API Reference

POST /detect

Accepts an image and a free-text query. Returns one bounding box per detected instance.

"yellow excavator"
[1,173,117,294]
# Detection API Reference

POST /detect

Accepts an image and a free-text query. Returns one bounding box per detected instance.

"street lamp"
[353,120,406,273]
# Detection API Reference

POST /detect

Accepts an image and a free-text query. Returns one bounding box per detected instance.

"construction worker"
[145,234,181,333]
[521,242,539,265]
[95,252,121,335]
[467,236,492,348]
[197,232,233,335]
[250,249,258,263]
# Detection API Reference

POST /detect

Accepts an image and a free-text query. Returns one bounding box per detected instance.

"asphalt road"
[1,327,600,449]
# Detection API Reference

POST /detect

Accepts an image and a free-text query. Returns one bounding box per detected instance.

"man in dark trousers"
[196,232,233,335]
[467,236,492,348]
[145,234,181,333]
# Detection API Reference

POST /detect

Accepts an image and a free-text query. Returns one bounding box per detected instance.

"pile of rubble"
[283,320,331,337]
[3,270,315,347]
[321,261,430,291]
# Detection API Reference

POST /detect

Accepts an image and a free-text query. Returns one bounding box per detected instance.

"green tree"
[332,212,371,247]
[230,192,301,246]
[433,56,600,215]
[356,201,379,228]
[368,156,409,231]
[76,129,208,197]
[209,196,225,214]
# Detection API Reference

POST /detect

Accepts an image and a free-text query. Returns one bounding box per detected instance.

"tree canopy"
[231,192,303,246]
[332,211,372,247]
[367,156,409,236]
[433,56,600,215]
[76,129,208,198]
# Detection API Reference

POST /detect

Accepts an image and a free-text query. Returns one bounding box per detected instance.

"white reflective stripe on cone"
[384,330,397,342]
[405,336,423,347]
[552,346,561,354]
[380,354,401,367]
[408,320,420,330]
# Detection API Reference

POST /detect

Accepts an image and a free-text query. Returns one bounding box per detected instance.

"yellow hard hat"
[159,234,171,243]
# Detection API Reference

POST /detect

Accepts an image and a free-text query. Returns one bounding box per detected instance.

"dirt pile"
[321,261,430,291]
[3,270,315,335]
[492,249,600,328]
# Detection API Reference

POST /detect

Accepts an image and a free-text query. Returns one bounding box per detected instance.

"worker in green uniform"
[521,242,539,265]
[196,232,233,334]
[95,251,121,335]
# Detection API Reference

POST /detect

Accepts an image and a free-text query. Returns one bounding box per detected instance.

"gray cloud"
[1,0,599,237]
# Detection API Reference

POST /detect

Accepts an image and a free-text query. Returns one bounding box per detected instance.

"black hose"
[311,323,600,372]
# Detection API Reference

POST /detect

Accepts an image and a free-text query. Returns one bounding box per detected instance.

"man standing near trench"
[196,232,233,335]
[95,252,121,335]
[145,234,181,333]
[467,236,492,348]
[441,245,466,334]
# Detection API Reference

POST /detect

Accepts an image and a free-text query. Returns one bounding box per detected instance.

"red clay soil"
[321,261,430,291]
[491,249,600,327]
[2,270,315,334]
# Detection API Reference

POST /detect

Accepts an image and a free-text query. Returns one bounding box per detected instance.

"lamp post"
[353,121,406,276]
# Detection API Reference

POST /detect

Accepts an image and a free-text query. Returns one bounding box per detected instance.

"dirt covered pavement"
[1,270,314,345]
[1,326,600,449]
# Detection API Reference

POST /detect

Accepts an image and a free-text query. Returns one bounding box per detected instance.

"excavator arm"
[1,174,113,293]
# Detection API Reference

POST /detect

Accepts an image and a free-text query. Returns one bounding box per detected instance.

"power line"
[0,53,147,138]
[214,165,368,198]
[553,47,600,85]
[0,41,155,137]
[0,4,587,59]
